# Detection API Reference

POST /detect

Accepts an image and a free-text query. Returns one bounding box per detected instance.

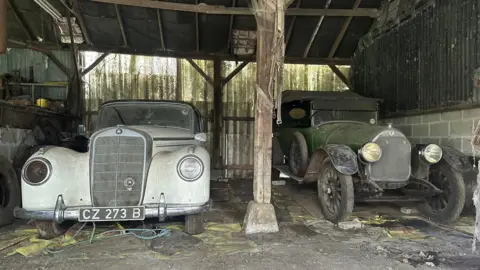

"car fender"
[441,146,471,172]
[303,144,358,182]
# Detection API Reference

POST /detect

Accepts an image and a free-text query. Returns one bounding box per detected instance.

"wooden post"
[213,59,223,169]
[0,0,7,54]
[252,0,284,204]
[243,0,283,235]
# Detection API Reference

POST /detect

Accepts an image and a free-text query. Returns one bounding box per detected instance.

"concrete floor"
[0,180,479,270]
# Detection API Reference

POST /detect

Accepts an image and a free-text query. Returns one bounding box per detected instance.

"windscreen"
[97,103,195,131]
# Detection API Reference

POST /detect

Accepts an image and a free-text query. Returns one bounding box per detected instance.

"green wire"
[44,223,171,254]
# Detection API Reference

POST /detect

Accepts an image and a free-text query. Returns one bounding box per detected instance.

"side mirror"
[194,133,207,142]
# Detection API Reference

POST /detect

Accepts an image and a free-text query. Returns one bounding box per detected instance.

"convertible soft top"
[281,90,382,104]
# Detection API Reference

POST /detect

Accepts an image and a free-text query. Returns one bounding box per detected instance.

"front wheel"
[416,161,465,224]
[317,159,354,223]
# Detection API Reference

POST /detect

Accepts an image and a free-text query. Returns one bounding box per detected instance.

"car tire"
[288,132,309,177]
[184,213,205,235]
[0,156,20,227]
[416,160,465,224]
[272,137,284,166]
[35,221,70,239]
[317,158,354,223]
[271,168,280,181]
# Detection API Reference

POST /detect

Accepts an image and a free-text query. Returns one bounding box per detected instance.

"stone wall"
[0,127,30,162]
[382,108,480,156]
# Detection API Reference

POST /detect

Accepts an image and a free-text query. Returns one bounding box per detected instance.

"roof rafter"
[303,0,332,58]
[329,0,362,58]
[8,0,36,40]
[114,4,128,47]
[227,0,236,54]
[285,0,301,52]
[92,0,379,18]
[195,0,200,52]
[67,0,93,45]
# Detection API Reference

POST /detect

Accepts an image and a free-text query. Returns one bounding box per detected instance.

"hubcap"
[428,169,450,213]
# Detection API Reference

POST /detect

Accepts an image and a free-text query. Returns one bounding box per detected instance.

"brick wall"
[0,127,31,162]
[382,108,480,156]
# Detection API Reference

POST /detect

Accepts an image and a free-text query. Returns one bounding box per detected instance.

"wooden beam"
[115,4,128,47]
[156,8,165,50]
[213,59,222,169]
[0,0,6,54]
[226,0,236,54]
[195,0,200,52]
[67,9,81,81]
[70,0,93,45]
[92,0,379,18]
[329,65,350,89]
[222,61,250,86]
[251,0,285,206]
[81,52,110,76]
[303,0,331,58]
[328,0,361,58]
[186,58,214,86]
[9,0,36,40]
[285,0,301,52]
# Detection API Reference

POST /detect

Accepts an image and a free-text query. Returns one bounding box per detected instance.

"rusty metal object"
[0,0,7,54]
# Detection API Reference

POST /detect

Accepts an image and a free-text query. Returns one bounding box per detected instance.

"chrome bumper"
[14,194,212,224]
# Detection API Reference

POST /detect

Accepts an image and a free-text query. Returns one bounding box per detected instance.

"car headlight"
[22,158,52,185]
[177,156,204,181]
[421,144,442,164]
[359,142,382,162]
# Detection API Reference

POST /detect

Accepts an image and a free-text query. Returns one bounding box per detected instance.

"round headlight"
[177,156,204,181]
[360,142,382,163]
[422,144,442,164]
[23,158,51,185]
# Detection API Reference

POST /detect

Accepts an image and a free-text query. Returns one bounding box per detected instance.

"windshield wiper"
[112,107,125,125]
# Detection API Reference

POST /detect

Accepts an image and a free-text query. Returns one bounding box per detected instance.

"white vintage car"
[14,100,211,238]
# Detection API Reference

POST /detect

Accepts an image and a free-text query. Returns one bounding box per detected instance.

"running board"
[273,165,304,183]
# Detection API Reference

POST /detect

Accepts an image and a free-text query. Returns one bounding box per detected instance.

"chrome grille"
[91,132,146,207]
[369,136,411,182]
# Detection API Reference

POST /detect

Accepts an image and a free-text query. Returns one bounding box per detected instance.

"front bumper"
[14,194,212,224]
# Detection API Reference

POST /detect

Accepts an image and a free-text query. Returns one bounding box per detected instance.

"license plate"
[78,206,145,222]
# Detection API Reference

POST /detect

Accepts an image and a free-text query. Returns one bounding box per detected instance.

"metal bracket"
[158,193,166,222]
[54,195,66,223]
[402,178,443,196]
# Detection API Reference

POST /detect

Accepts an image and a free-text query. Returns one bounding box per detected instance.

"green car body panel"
[276,122,387,158]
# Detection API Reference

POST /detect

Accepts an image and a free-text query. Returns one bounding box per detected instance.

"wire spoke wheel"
[427,168,450,213]
[317,159,354,223]
[416,161,465,224]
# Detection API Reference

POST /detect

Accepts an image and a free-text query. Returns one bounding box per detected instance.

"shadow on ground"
[0,179,479,270]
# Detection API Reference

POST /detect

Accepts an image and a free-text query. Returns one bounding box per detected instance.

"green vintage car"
[272,90,471,224]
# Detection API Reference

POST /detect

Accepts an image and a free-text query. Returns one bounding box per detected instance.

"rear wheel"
[0,156,20,227]
[317,159,354,223]
[184,213,205,235]
[416,161,465,224]
[288,132,309,177]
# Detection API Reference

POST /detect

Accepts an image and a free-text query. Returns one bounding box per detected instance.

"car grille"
[369,135,411,182]
[91,131,146,207]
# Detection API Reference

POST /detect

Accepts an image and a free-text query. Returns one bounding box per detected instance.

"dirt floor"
[1,180,479,270]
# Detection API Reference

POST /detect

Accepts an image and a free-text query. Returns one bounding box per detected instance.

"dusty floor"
[1,180,479,270]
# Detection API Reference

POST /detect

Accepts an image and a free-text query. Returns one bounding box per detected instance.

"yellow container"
[36,98,49,108]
